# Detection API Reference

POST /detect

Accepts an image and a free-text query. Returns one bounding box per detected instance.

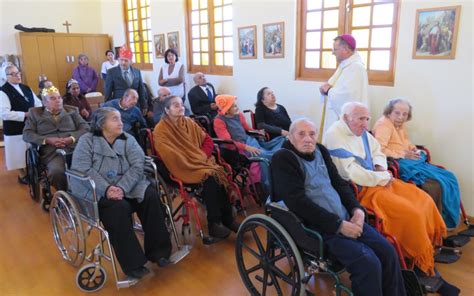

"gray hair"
[91,107,119,133]
[123,88,138,98]
[289,117,317,134]
[383,98,412,121]
[163,95,182,114]
[4,64,18,75]
[77,53,88,61]
[341,102,368,117]
[193,72,204,83]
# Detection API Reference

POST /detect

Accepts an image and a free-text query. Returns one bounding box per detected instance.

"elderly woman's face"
[262,89,276,106]
[103,111,123,137]
[69,83,81,97]
[227,102,239,116]
[79,56,88,66]
[388,102,410,128]
[165,97,185,118]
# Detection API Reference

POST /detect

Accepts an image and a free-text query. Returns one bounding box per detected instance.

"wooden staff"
[318,95,328,143]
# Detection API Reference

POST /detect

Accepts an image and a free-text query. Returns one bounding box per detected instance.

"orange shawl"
[358,179,446,275]
[153,116,228,186]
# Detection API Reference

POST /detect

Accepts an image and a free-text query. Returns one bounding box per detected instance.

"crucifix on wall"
[63,20,72,33]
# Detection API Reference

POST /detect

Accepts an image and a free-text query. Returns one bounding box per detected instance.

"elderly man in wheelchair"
[23,85,89,192]
[270,118,406,295]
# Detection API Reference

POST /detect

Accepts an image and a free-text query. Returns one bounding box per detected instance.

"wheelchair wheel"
[235,214,305,296]
[26,149,41,202]
[76,263,107,292]
[50,191,86,267]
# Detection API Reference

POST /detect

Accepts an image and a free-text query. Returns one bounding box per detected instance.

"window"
[124,0,153,70]
[186,0,233,75]
[296,0,400,85]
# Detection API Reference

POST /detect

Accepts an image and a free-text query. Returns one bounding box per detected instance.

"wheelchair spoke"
[262,268,269,296]
[245,263,263,274]
[268,252,286,264]
[240,241,262,260]
[251,228,266,256]
[269,263,297,286]
[268,269,283,296]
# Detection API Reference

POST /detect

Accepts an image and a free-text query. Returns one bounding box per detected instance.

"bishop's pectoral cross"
[63,21,72,33]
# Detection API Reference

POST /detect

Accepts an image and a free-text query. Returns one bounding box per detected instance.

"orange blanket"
[358,179,446,275]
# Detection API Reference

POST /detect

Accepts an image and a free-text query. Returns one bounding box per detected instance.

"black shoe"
[157,257,171,267]
[18,175,29,185]
[224,220,241,233]
[124,266,150,279]
[208,222,231,239]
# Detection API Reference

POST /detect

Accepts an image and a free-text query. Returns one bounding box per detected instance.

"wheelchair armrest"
[246,130,265,138]
[248,156,270,166]
[65,169,90,179]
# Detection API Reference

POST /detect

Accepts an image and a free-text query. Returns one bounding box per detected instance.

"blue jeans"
[323,223,406,296]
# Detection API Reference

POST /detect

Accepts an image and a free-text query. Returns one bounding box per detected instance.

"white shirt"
[323,119,391,187]
[162,61,184,98]
[0,82,42,122]
[199,84,213,97]
[101,60,119,75]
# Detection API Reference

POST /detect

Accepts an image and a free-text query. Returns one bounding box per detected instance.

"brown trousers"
[421,178,443,213]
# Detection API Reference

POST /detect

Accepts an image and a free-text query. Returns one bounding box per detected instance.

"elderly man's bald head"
[341,102,370,136]
[288,118,318,154]
[193,72,207,86]
[158,87,171,101]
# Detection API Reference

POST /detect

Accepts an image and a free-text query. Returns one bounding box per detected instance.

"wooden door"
[37,36,58,89]
[53,36,71,93]
[19,35,42,88]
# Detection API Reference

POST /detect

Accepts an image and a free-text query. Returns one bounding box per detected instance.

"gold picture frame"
[263,22,285,59]
[412,5,461,59]
[238,25,257,59]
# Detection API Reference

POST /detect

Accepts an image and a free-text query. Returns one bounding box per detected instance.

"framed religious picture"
[167,31,180,57]
[154,34,166,58]
[238,25,257,59]
[263,22,284,59]
[412,6,461,59]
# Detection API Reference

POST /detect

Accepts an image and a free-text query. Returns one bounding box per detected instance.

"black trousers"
[156,161,233,225]
[98,185,172,274]
[202,176,233,225]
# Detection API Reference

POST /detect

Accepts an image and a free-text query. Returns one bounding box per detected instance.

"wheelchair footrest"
[170,245,192,264]
[443,234,470,248]
[458,225,474,237]
[418,274,443,294]
[434,248,461,264]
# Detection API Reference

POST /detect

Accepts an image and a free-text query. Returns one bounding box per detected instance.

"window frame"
[185,0,233,76]
[123,0,153,71]
[296,0,401,86]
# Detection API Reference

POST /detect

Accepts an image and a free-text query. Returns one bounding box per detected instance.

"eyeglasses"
[7,72,21,77]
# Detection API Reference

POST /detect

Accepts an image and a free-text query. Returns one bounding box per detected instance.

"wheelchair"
[49,156,191,292]
[25,145,70,211]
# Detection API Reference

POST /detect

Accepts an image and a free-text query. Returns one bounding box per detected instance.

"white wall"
[0,0,103,54]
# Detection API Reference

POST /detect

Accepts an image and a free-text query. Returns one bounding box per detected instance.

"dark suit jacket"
[104,66,146,109]
[188,83,217,117]
[23,105,90,162]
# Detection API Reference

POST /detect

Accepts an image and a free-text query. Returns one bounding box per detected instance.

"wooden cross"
[63,20,72,33]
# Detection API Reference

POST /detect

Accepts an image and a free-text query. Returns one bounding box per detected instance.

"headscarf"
[119,45,133,60]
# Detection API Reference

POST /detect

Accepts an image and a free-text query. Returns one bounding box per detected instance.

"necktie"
[124,70,132,86]
[206,87,213,101]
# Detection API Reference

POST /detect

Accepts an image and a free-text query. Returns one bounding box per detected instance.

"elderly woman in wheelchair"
[266,118,407,295]
[153,95,239,241]
[70,107,172,280]
[372,98,461,230]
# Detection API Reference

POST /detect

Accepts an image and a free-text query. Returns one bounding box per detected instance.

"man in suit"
[104,46,147,112]
[188,72,218,118]
[23,86,89,190]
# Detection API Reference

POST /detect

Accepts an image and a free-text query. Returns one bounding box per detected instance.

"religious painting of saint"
[412,6,461,59]
[238,26,257,59]
[263,22,284,59]
[154,34,166,58]
[167,31,180,57]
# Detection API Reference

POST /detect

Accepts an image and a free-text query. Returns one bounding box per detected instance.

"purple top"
[72,65,99,94]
